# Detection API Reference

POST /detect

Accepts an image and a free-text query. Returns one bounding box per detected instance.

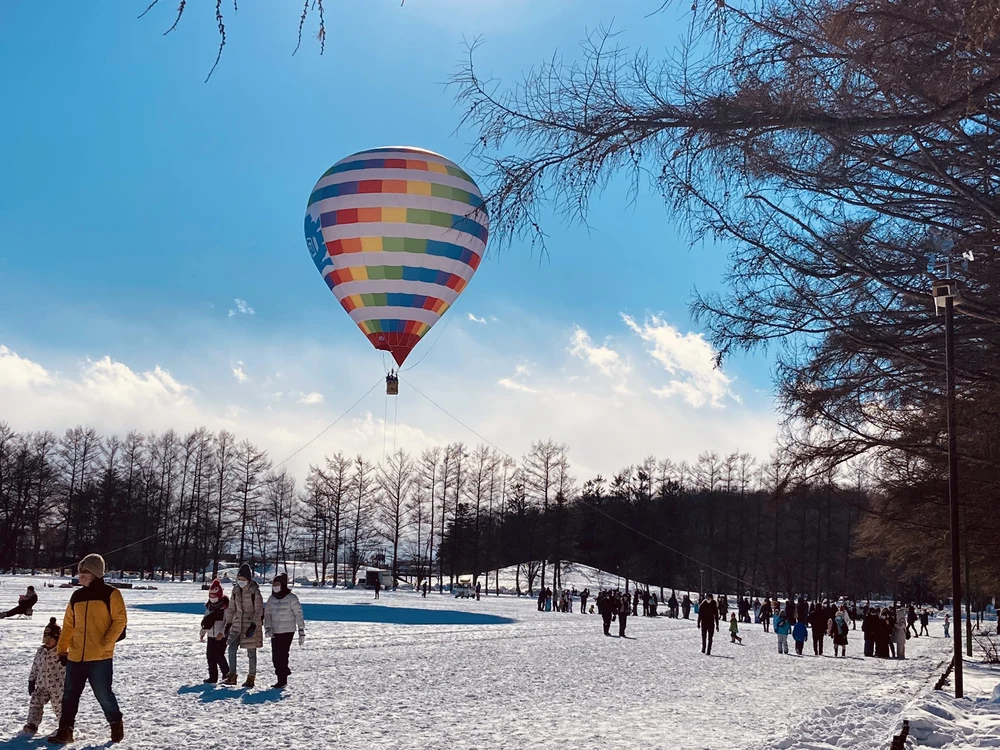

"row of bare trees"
[0,419,922,601]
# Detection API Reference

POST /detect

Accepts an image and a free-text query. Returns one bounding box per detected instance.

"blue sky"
[0,1,778,478]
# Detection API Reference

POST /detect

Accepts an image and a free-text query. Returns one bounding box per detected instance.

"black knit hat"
[237,563,253,581]
[272,573,289,590]
[44,617,61,641]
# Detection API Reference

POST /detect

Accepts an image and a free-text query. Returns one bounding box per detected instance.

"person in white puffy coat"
[24,618,65,735]
[893,607,909,659]
[263,573,305,689]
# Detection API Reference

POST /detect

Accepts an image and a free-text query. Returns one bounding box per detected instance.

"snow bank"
[899,659,1000,748]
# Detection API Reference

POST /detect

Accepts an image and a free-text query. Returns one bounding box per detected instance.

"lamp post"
[930,242,964,699]
[699,569,705,601]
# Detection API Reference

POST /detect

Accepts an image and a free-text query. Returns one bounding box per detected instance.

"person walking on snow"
[47,553,126,746]
[373,576,381,599]
[792,618,808,655]
[943,612,950,638]
[809,604,828,656]
[729,613,743,644]
[23,618,65,736]
[681,594,692,620]
[698,594,719,654]
[597,591,613,636]
[199,579,230,684]
[919,609,930,636]
[618,591,630,637]
[829,606,850,657]
[264,573,305,689]
[773,609,791,654]
[760,599,772,633]
[225,564,263,688]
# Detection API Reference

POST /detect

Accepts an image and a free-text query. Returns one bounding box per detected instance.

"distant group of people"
[861,603,935,659]
[536,586,582,613]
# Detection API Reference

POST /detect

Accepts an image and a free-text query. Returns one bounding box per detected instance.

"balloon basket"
[386,373,399,396]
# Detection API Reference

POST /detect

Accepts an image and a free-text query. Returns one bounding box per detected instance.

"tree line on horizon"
[4,420,991,606]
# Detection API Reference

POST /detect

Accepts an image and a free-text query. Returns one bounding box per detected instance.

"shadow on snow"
[177,684,286,704]
[136,601,514,626]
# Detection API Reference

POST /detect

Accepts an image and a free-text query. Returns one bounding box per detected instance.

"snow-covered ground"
[0,575,965,749]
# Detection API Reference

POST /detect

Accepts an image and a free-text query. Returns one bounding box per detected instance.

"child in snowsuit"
[792,619,808,655]
[23,618,65,735]
[200,579,230,684]
[729,613,742,644]
[263,573,306,689]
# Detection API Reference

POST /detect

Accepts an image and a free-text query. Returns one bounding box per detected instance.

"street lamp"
[929,231,965,699]
[700,569,705,601]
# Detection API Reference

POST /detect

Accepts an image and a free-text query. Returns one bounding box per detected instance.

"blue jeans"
[227,638,257,675]
[59,659,122,730]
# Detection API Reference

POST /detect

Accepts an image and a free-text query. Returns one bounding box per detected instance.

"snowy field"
[0,576,970,749]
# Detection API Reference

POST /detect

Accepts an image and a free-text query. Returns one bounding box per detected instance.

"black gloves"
[28,680,35,695]
[58,654,68,666]
[246,623,256,638]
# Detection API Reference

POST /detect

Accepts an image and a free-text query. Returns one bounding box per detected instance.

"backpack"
[96,584,127,641]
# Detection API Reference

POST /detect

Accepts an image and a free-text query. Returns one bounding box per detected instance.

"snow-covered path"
[0,577,949,749]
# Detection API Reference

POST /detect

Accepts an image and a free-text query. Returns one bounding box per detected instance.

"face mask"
[209,595,219,603]
[272,585,282,593]
[237,580,249,589]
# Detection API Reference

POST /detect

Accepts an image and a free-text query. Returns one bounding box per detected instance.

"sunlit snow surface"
[0,576,962,749]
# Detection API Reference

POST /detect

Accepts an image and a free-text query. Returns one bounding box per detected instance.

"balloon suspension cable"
[400,376,772,598]
[392,395,399,454]
[275,376,384,469]
[382,389,389,465]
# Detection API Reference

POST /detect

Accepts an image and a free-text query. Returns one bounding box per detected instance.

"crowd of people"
[531,584,958,661]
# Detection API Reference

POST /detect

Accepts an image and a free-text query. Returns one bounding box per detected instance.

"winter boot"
[46,727,74,745]
[223,672,238,686]
[272,677,287,689]
[22,724,38,736]
[110,720,124,743]
[242,674,255,688]
[204,676,217,684]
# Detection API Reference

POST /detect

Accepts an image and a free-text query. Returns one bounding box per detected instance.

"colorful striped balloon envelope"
[304,146,489,367]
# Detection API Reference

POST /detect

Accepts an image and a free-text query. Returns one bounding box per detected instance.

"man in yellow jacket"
[47,553,127,746]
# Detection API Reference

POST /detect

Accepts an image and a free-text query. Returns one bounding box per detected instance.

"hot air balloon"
[304,146,488,393]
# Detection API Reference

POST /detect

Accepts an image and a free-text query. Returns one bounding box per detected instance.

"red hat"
[209,579,224,597]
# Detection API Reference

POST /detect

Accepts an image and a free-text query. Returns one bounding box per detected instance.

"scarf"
[201,596,229,629]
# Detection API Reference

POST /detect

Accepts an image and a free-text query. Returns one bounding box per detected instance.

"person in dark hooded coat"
[697,594,719,654]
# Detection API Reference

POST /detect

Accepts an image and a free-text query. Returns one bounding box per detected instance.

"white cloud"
[298,392,324,405]
[228,298,255,317]
[568,327,631,380]
[232,361,249,384]
[498,378,537,394]
[621,314,736,408]
[497,363,538,393]
[468,313,488,324]
[0,345,52,388]
[0,314,775,484]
